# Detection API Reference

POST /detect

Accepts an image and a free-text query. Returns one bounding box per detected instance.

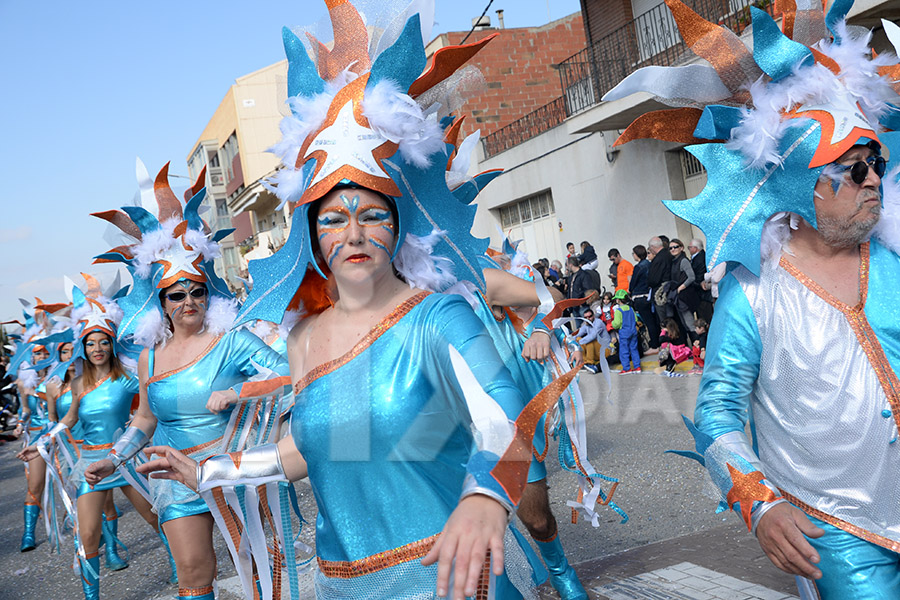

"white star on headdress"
[794,86,880,166]
[157,240,204,284]
[303,100,390,188]
[80,308,113,334]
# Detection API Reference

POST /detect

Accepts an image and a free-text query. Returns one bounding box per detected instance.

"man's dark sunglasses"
[832,155,886,185]
[165,288,207,302]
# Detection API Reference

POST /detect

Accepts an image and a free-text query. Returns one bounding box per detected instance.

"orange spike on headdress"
[154,162,184,223]
[444,115,467,169]
[309,0,371,80]
[409,34,498,97]
[92,245,134,264]
[184,165,208,202]
[775,0,798,39]
[33,302,69,314]
[664,0,762,96]
[614,108,709,147]
[91,210,142,240]
[81,273,102,298]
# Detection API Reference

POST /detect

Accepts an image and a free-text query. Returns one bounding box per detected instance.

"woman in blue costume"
[83,162,291,600]
[140,186,545,600]
[20,297,168,600]
[17,343,50,552]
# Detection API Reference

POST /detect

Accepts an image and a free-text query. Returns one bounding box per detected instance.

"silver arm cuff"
[108,426,150,468]
[751,498,789,536]
[197,443,286,493]
[460,474,514,517]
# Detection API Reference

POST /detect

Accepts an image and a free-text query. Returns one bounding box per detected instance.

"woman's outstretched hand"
[421,494,507,600]
[16,446,40,462]
[136,446,199,491]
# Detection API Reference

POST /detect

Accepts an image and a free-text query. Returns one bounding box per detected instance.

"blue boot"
[176,585,214,599]
[20,503,40,552]
[102,515,128,571]
[159,530,178,585]
[534,533,588,600]
[80,551,100,600]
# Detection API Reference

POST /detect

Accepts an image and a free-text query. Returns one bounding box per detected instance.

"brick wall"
[439,13,586,139]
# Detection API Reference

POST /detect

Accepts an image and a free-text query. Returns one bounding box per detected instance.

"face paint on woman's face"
[164,280,208,321]
[84,333,112,367]
[316,191,395,270]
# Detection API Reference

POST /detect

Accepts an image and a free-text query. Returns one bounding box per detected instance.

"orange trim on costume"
[180,435,224,457]
[211,488,245,557]
[177,586,215,597]
[82,442,113,451]
[781,489,900,553]
[76,373,110,401]
[317,534,439,578]
[148,335,223,384]
[258,485,283,599]
[491,365,580,506]
[780,245,900,434]
[239,376,291,399]
[292,292,430,394]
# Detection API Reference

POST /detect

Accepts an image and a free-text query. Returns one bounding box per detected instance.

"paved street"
[0,361,798,599]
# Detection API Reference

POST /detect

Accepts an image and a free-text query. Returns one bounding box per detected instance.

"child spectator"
[691,318,709,374]
[611,290,641,374]
[658,318,691,373]
[575,308,609,374]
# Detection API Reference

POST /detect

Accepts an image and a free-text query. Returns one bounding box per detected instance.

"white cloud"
[0,226,32,244]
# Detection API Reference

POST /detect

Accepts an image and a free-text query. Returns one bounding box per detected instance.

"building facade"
[469,0,900,269]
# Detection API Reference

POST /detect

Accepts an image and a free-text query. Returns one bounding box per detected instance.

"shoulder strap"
[148,348,155,376]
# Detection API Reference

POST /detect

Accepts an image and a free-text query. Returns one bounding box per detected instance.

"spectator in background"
[579,241,598,270]
[611,290,641,374]
[669,238,699,339]
[532,262,549,285]
[575,308,608,374]
[565,256,592,317]
[630,244,659,351]
[647,237,672,331]
[690,318,708,374]
[689,239,714,323]
[566,242,576,260]
[607,248,633,293]
[550,260,562,281]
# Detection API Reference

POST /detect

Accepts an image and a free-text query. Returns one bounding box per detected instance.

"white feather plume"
[132,219,178,279]
[393,230,458,292]
[873,165,900,255]
[363,80,445,169]
[17,364,38,389]
[759,212,801,263]
[132,309,169,349]
[183,228,221,262]
[203,296,238,335]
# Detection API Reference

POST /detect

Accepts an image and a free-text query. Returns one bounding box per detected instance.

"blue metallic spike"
[116,263,164,342]
[663,124,823,276]
[184,188,207,231]
[383,155,490,292]
[212,228,235,243]
[367,14,426,92]
[694,105,744,140]
[235,205,316,327]
[203,260,233,300]
[120,206,161,234]
[283,26,325,100]
[665,449,706,466]
[440,115,456,130]
[825,0,854,38]
[452,170,504,205]
[501,235,518,257]
[751,7,813,81]
[72,286,87,309]
[112,285,130,300]
[681,414,717,455]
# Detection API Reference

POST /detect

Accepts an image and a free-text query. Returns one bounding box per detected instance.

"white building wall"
[470,124,692,265]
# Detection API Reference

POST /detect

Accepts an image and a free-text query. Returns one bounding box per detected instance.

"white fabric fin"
[447,344,515,455]
[601,64,731,104]
[134,157,158,218]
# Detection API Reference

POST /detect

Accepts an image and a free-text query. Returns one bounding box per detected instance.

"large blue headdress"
[236,0,504,325]
[92,159,235,347]
[603,0,900,275]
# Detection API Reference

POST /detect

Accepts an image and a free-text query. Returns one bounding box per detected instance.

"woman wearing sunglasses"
[83,163,290,600]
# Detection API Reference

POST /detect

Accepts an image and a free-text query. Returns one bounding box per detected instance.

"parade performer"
[605,0,900,596]
[135,2,581,598]
[19,278,172,600]
[82,161,290,600]
[9,302,62,552]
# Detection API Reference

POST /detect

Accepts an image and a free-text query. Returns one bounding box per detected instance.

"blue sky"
[0,0,581,324]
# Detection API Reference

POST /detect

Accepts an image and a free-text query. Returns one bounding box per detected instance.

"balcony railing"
[481,96,568,159]
[559,0,774,116]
